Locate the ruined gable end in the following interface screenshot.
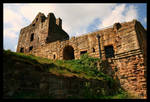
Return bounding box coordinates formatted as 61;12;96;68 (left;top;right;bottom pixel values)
16;12;69;53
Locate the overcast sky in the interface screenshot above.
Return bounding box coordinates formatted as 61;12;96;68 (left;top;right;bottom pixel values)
3;3;147;52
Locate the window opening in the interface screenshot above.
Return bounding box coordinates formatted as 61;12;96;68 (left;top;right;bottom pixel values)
29;46;33;52
32;24;35;26
92;48;95;52
36;18;38;22
53;54;56;59
80;51;87;55
104;45;114;58
41;16;46;22
30;33;34;42
113;23;121;30
20;48;24;53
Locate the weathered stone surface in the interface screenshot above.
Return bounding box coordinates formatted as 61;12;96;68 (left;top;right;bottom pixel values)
16;12;147;98
113;54;147;98
16;12;69;53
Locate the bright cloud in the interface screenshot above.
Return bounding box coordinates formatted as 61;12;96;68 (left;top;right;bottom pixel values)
16;3;117;36
100;4;126;28
4;7;24;31
4;5;26;44
4;29;17;38
3;3;146;52
124;5;138;21
99;4;138;29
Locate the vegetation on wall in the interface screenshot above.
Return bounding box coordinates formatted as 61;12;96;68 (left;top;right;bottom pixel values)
3;50;135;99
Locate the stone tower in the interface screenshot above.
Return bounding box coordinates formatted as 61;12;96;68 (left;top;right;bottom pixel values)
16;12;69;53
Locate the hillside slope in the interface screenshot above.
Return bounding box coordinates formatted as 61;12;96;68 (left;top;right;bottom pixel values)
3;50;130;99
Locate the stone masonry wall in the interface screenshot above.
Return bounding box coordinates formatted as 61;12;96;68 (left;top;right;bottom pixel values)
16;13;49;52
17;12;69;53
26;20;146;98
111;53;146;98
16;12;147;99
28;20;141;61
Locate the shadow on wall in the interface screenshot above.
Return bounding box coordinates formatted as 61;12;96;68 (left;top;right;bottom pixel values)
99;60;115;76
99;59;121;89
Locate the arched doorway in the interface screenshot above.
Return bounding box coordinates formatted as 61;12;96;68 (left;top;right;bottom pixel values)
63;46;75;60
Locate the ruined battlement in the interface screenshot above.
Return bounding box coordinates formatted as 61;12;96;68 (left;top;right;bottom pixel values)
17;12;69;53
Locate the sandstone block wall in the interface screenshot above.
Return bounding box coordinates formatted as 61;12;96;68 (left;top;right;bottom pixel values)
26;19;146;98
113;54;146;98
27;20;143;61
16;12;69;53
16;12;147;98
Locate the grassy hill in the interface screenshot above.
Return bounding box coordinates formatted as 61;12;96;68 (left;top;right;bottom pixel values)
3;50;134;99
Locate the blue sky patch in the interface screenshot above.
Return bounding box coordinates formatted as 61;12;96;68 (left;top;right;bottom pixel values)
86;18;101;33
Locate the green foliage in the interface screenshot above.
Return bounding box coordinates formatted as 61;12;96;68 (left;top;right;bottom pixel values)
3;50;52;64
54;53;107;79
3;50;133;99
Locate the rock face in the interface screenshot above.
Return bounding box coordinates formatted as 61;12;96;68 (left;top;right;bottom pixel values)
16;12;147;98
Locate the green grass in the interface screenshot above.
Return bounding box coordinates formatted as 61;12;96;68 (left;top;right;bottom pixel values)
4;50;111;80
53;54;111;80
3;49;52;64
3;49;134;99
3;50;116;87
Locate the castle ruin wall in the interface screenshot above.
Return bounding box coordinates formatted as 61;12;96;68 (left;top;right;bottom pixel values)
16;12;147;98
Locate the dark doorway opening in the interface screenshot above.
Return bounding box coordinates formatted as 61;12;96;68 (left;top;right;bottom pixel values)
104;45;115;58
63;46;74;60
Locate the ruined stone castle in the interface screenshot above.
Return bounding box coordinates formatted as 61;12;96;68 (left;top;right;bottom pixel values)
16;12;147;98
